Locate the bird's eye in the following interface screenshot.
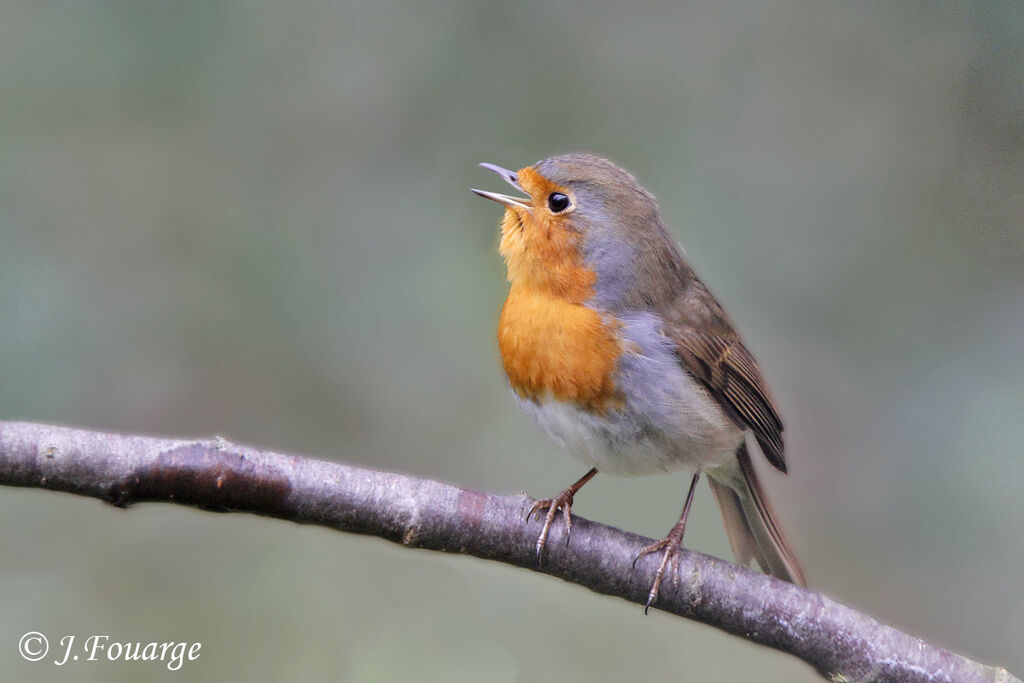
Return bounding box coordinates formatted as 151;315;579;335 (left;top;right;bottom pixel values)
547;193;570;213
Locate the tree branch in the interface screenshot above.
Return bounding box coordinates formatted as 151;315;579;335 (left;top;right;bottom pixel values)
0;421;1016;683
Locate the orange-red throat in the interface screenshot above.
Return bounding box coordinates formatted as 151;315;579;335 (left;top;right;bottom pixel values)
496;167;593;302
474;163;621;409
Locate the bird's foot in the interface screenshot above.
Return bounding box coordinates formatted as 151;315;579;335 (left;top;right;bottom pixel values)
632;470;701;613
632;525;687;614
525;468;598;566
526;487;577;564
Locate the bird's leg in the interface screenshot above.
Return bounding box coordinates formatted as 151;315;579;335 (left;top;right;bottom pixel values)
633;470;702;613
527;467;598;563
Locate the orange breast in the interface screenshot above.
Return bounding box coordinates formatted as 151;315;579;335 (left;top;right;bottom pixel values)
498;286;621;409
494;165;622;409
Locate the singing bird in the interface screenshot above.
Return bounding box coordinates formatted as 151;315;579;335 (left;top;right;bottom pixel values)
473;154;805;609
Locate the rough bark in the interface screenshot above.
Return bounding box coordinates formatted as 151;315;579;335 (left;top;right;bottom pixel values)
0;421;1017;683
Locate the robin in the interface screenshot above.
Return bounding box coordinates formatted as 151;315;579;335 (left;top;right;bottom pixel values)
472;154;806;610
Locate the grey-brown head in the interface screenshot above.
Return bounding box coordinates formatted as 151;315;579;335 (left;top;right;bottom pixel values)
473;154;690;310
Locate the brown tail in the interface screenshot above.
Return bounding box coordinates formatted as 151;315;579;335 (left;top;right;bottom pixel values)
707;442;806;586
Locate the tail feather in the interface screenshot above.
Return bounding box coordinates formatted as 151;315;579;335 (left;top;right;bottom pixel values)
708;442;806;586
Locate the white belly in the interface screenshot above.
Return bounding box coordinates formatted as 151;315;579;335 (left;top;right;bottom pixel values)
516;312;744;476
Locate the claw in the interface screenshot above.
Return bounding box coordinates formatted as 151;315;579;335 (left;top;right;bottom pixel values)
633;537;677;613
529;493;573;564
525;501;541;524
525;468;598;567
563;503;574;546
633;471;702;614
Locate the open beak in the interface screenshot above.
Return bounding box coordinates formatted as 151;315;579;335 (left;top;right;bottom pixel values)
471;163;532;210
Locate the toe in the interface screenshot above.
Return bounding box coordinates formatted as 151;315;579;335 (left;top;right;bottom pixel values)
526;499;548;524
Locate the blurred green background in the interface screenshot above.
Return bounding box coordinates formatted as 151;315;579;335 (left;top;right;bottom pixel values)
2;2;1022;681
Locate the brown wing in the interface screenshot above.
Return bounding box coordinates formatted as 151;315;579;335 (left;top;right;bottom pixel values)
618;219;786;471
671;327;786;471
658;273;786;471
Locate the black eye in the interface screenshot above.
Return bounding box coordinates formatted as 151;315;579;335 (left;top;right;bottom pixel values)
547;192;570;213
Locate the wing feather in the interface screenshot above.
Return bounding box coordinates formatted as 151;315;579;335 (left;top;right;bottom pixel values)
671;326;786;472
